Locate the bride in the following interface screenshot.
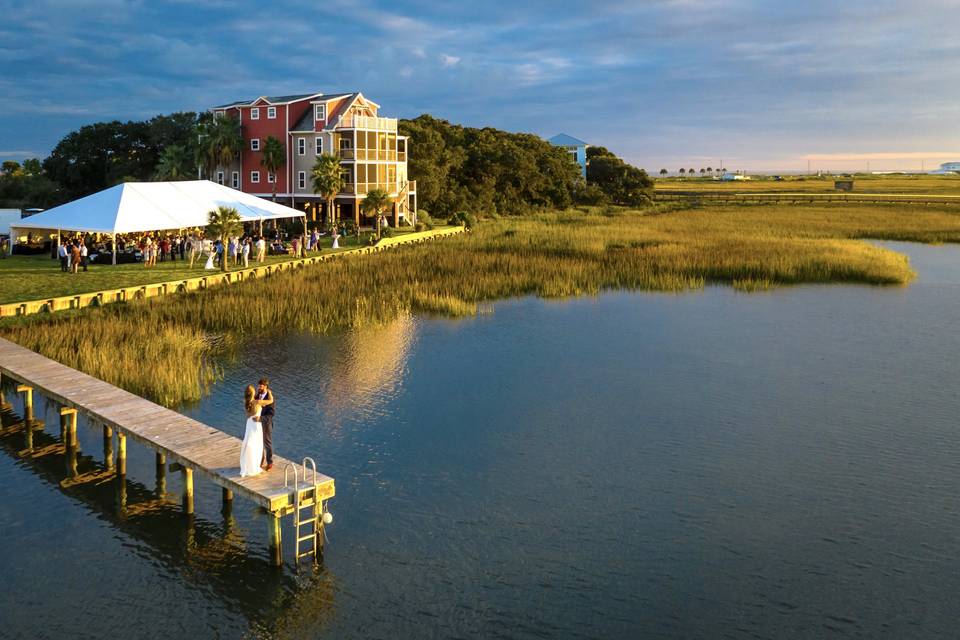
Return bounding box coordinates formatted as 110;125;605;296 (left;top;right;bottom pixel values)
240;385;265;477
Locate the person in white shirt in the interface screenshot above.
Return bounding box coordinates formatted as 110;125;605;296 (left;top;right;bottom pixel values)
79;241;89;271
58;242;69;272
241;237;250;268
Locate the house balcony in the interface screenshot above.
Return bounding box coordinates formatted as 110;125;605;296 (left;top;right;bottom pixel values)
332;114;398;132
339;149;408;162
338;180;416;196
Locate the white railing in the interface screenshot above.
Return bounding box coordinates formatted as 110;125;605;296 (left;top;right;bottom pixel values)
335;114;398;131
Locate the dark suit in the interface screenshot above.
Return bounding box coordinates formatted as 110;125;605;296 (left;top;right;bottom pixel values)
257;389;275;465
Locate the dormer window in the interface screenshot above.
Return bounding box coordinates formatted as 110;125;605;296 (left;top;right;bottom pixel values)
251;138;260;151
314;104;326;121
251;107;260;120
267;106;276;119
214;110;225;120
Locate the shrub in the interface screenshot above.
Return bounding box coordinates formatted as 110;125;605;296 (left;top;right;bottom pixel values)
449;211;476;229
417;210;435;230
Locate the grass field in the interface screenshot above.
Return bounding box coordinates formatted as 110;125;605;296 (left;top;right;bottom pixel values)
0;229;415;305
5;202;960;406
655;173;960;195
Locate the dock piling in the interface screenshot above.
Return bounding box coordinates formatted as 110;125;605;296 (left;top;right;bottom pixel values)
182;467;194;514
103;425;113;470
17;385;33;451
155;452;166;496
116;432;126;476
59;407;77;447
268;512;282;567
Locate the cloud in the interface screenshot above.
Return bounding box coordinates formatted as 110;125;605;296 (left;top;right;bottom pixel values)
440;54;461;67
2;0;960;171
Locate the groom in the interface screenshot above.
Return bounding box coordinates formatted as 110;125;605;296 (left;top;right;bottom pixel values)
256;378;275;470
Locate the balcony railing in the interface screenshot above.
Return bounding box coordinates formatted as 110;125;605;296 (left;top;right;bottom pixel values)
335;180;414;196
333;113;398;131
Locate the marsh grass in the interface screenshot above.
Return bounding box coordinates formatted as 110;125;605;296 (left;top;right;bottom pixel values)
5;202;960;406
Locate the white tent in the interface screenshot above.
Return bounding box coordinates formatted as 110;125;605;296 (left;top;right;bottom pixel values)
10;180;307;262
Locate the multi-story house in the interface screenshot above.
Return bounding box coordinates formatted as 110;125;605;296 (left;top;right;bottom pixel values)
209;92;416;227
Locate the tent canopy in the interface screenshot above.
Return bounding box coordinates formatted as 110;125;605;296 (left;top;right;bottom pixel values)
13;180;305;235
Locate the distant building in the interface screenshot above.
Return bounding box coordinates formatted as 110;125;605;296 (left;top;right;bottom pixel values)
721;172;750;181
548;133;588;178
931;162;960;175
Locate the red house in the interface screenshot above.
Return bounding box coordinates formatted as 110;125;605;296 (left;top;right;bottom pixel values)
210;92;416;226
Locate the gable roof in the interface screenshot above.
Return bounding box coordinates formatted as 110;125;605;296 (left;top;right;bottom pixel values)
549;133;588;147
212;93;324;110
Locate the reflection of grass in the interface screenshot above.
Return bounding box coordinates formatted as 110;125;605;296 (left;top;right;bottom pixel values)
5;203;960;406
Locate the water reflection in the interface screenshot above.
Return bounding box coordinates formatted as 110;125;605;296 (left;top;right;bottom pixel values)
0;398;337;637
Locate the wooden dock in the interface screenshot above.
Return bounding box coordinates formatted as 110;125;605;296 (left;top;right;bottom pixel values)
0;336;334;566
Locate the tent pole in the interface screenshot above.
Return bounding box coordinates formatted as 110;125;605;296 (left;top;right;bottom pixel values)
112;233;117;265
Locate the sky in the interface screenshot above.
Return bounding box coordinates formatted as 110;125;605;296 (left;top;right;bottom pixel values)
2;0;959;173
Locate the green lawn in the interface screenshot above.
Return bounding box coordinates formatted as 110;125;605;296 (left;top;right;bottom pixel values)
0;229;417;304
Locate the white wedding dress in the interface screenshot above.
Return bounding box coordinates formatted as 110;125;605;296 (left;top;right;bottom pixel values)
240;405;264;477
204;252;215;270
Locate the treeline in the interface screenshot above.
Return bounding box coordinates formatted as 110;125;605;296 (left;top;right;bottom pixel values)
399;115;652;217
2;111;652;216
0;112;202;208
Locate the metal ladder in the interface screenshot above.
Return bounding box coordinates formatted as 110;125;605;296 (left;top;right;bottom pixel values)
284;457;324;563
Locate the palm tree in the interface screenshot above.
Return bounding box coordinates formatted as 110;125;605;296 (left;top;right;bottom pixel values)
706;166;713;175
154;145;193;180
311;154;344;226
659;168;668;176
260;136;285;202
679;168;686;175
361;188;392;240
200;116;243;181
206;206;242;272
699;168;706;176
688;168;696;175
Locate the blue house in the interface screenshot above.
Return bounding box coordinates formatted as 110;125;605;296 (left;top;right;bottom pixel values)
548;133;588;179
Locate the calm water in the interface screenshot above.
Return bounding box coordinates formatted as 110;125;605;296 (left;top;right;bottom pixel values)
2;241;960;639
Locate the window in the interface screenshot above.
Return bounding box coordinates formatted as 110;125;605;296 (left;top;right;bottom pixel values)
267;106;276;119
251;107;260;120
251;138;260;151
216;171;224;185
315;137;323;155
251;171;260;184
214;110;224;120
298;171;306;189
267;172;275;184
314;104;326;121
298;138;305;155
340;137;352;150
232;171;239;188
